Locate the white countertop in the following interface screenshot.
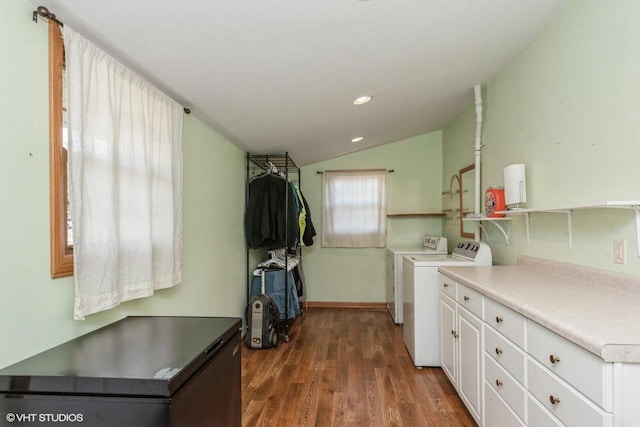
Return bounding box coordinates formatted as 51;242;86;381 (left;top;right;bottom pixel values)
438;256;640;363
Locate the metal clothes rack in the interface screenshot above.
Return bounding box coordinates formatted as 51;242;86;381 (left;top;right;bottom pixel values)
245;152;301;342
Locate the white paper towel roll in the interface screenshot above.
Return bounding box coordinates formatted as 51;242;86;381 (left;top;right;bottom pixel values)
504;164;527;206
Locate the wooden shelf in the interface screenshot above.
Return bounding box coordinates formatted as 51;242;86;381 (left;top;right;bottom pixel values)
386;213;445;218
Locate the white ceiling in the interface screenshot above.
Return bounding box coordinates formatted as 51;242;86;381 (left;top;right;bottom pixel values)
29;0;567;166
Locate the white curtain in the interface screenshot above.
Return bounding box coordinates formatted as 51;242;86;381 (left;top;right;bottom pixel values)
64;26;184;320
322;170;387;248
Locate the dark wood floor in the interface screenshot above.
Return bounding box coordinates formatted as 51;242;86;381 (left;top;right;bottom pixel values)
241;307;476;426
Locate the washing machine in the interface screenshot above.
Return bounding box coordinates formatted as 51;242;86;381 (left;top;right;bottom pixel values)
386;236;447;324
402;241;492;367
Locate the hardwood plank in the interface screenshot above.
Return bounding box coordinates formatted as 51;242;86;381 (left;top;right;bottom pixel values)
242;308;476;426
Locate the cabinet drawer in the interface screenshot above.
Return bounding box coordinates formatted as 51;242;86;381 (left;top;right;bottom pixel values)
485;354;526;420
484;325;526;384
457;282;483;318
528;357;611;427
527;320;612;410
527;395;563;427
484;298;526;349
439;274;457;299
484;380;525;427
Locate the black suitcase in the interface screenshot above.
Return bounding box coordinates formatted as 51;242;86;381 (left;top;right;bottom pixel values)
245;271;280;349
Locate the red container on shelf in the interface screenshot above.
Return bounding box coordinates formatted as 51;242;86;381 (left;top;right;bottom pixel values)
485;186;505;218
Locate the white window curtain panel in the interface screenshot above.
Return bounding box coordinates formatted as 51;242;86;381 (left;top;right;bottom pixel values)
322;170;387;248
64;26;184;320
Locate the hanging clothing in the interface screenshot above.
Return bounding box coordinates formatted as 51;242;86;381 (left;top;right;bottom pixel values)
290;181;307;244
300;191;316;246
250;269;301;320
245;173;300;249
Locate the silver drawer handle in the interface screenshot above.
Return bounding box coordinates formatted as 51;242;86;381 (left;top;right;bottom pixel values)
495;379;503;387
495;316;503;323
549;395;561;405
463;295;470;302
495;347;503;355
549;354;561;364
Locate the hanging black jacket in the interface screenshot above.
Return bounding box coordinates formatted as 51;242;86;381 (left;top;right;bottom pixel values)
300;192;316;246
245;174;300;250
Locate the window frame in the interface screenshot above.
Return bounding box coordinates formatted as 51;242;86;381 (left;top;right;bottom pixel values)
49;21;73;278
321;169;387;248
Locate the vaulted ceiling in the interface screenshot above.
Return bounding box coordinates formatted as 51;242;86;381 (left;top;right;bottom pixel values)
30;0;567;166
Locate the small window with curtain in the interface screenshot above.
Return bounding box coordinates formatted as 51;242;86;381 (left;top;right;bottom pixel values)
63;26;184;319
321;169;387;248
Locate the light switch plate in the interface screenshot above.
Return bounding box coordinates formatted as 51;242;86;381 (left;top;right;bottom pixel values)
614;240;627;265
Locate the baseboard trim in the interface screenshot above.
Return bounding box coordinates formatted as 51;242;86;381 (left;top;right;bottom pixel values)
304;301;387;310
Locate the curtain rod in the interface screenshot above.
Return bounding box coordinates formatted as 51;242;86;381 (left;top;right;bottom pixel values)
316;169;394;174
33;6;191;115
33;6;63;27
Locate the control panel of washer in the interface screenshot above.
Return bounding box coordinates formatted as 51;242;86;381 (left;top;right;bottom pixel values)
452;241;492;263
422;235;447;252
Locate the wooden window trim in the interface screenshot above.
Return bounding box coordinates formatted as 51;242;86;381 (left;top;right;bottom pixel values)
49;21;73;278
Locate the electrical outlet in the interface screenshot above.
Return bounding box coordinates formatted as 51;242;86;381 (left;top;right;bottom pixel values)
614;240;627;265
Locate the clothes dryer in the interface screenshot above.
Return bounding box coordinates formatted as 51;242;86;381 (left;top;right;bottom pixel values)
386;236;447;324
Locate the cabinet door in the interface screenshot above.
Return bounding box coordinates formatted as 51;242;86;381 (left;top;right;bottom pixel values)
440;294;457;385
458;306;482;424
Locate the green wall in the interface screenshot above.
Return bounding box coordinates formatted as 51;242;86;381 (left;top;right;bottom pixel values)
5;0;639;368
301;132;443;303
443;0;640;275
0;0;247;368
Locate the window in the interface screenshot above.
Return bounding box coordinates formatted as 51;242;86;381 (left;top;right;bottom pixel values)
49;21;73;278
321;169;387;248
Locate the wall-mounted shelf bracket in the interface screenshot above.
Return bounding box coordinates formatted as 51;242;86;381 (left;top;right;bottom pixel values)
463;217;512;247
556;210;573;249
633;205;640;258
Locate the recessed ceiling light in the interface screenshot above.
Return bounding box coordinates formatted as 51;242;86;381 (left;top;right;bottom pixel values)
351;136;365;143
353;95;372;105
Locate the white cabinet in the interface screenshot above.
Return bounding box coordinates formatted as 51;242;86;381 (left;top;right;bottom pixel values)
526;321;613;427
458;305;482;423
485;354;526;421
440;269;640;426
484;297;526;349
528;395;563;427
484;325;526;385
483;298;528;427
527;357;611;427
484;296;614;427
485;381;525;427
440;293;457;385
439;276;483;425
527;320;612;410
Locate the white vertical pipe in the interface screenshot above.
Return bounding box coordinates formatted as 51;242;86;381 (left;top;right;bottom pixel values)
473;84;483;241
